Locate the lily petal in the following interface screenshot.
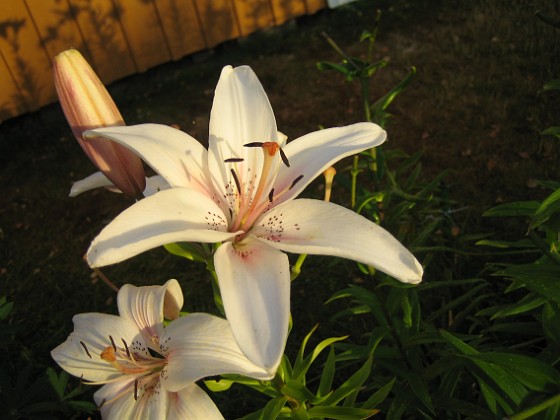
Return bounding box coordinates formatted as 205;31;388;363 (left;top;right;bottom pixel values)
162;313;274;393
167;384;224;420
87;188;239;267
273;123;386;206
214;240;289;371
253;199;423;284
85;124;213;196
117;279;183;346
208;65;278;203
95;378;168;420
94;379;136;420
69;171;116;197
51;313;149;383
144;175;170;196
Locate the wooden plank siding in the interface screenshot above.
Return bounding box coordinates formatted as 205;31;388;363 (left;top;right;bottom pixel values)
0;0;326;122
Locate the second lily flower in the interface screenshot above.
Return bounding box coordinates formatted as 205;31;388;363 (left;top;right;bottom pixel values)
83;65;423;373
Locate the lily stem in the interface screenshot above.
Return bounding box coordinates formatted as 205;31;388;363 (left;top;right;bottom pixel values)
290;254;308;281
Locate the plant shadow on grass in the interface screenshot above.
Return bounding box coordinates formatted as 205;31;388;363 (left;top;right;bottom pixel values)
0;0;559;418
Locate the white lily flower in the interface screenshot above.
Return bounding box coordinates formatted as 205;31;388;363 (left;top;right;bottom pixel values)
69;172;170;197
84;65;423;372
51;279;272;419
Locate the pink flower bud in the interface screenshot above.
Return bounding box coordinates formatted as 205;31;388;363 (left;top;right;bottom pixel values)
53;49;145;197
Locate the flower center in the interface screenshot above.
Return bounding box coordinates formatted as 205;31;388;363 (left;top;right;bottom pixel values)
225;141;303;235
81;335;167;408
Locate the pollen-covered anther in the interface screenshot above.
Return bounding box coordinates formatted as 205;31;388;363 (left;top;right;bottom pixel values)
101;346;117;363
244;141;290;167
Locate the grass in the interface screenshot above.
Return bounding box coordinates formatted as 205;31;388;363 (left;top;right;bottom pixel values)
0;0;559;418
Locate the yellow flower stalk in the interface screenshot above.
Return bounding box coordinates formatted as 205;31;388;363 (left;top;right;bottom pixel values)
53;48;145;197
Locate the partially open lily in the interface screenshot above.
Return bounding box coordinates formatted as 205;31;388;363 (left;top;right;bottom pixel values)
84;65;423;371
54;48;146;197
51;279;273;419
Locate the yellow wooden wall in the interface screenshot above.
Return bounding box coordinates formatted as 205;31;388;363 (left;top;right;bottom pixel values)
0;0;326;122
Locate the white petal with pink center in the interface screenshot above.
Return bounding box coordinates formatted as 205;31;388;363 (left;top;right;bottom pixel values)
51;280;271;419
84;65;423;374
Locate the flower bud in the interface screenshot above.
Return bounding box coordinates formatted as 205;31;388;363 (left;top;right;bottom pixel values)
53;48;145;197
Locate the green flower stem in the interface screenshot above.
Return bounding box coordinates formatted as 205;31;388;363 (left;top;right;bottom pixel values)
507;392;560;420
206;262;225;315
350;155;360;209
291;253;308;281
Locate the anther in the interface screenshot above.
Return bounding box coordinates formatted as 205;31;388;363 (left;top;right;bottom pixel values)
268;188;275;202
289;174;304;190
279;148;290;167
244;142;264;148
224;157;244;163
101;346;117;362
134;379;139;401
230;169;241;193
121;338;131;358
80;341;92;359
109;335;117;351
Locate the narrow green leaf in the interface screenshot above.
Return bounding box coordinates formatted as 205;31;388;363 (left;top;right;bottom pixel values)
282;380;316;403
483;201;540;217
261;396;288;419
490;294;547;319
541;126;560;138
541;79;560;91
542;302;560;344
320;357;373;406
307;406;379;419
440;330;527;407
317;347;336;397
531;188;560;228
361;377;396;409
465;352;560;392
497;263;560;304
293;335;347;382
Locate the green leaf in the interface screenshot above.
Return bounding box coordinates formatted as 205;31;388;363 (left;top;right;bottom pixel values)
541;126;560;138
483;201;540;217
542;302;560;344
291;405;310;420
317;347;336;397
260;397;288;419
541;79;560;91
489;294;547;319
307;406;379;419
163;242;207;262
46;368;67;400
361;377;396;409
316;61;351;75
497;262;560;304
440;330;527;408
476;239;535;249
370;66;416;113
282;381;316;403
292;335;347;383
320;357;373;406
531;188;560;228
464;352;560;392
203;378;234;392
0;297;13;320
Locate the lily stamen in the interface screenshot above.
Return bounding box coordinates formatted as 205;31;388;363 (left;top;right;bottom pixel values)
80;341;92;359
